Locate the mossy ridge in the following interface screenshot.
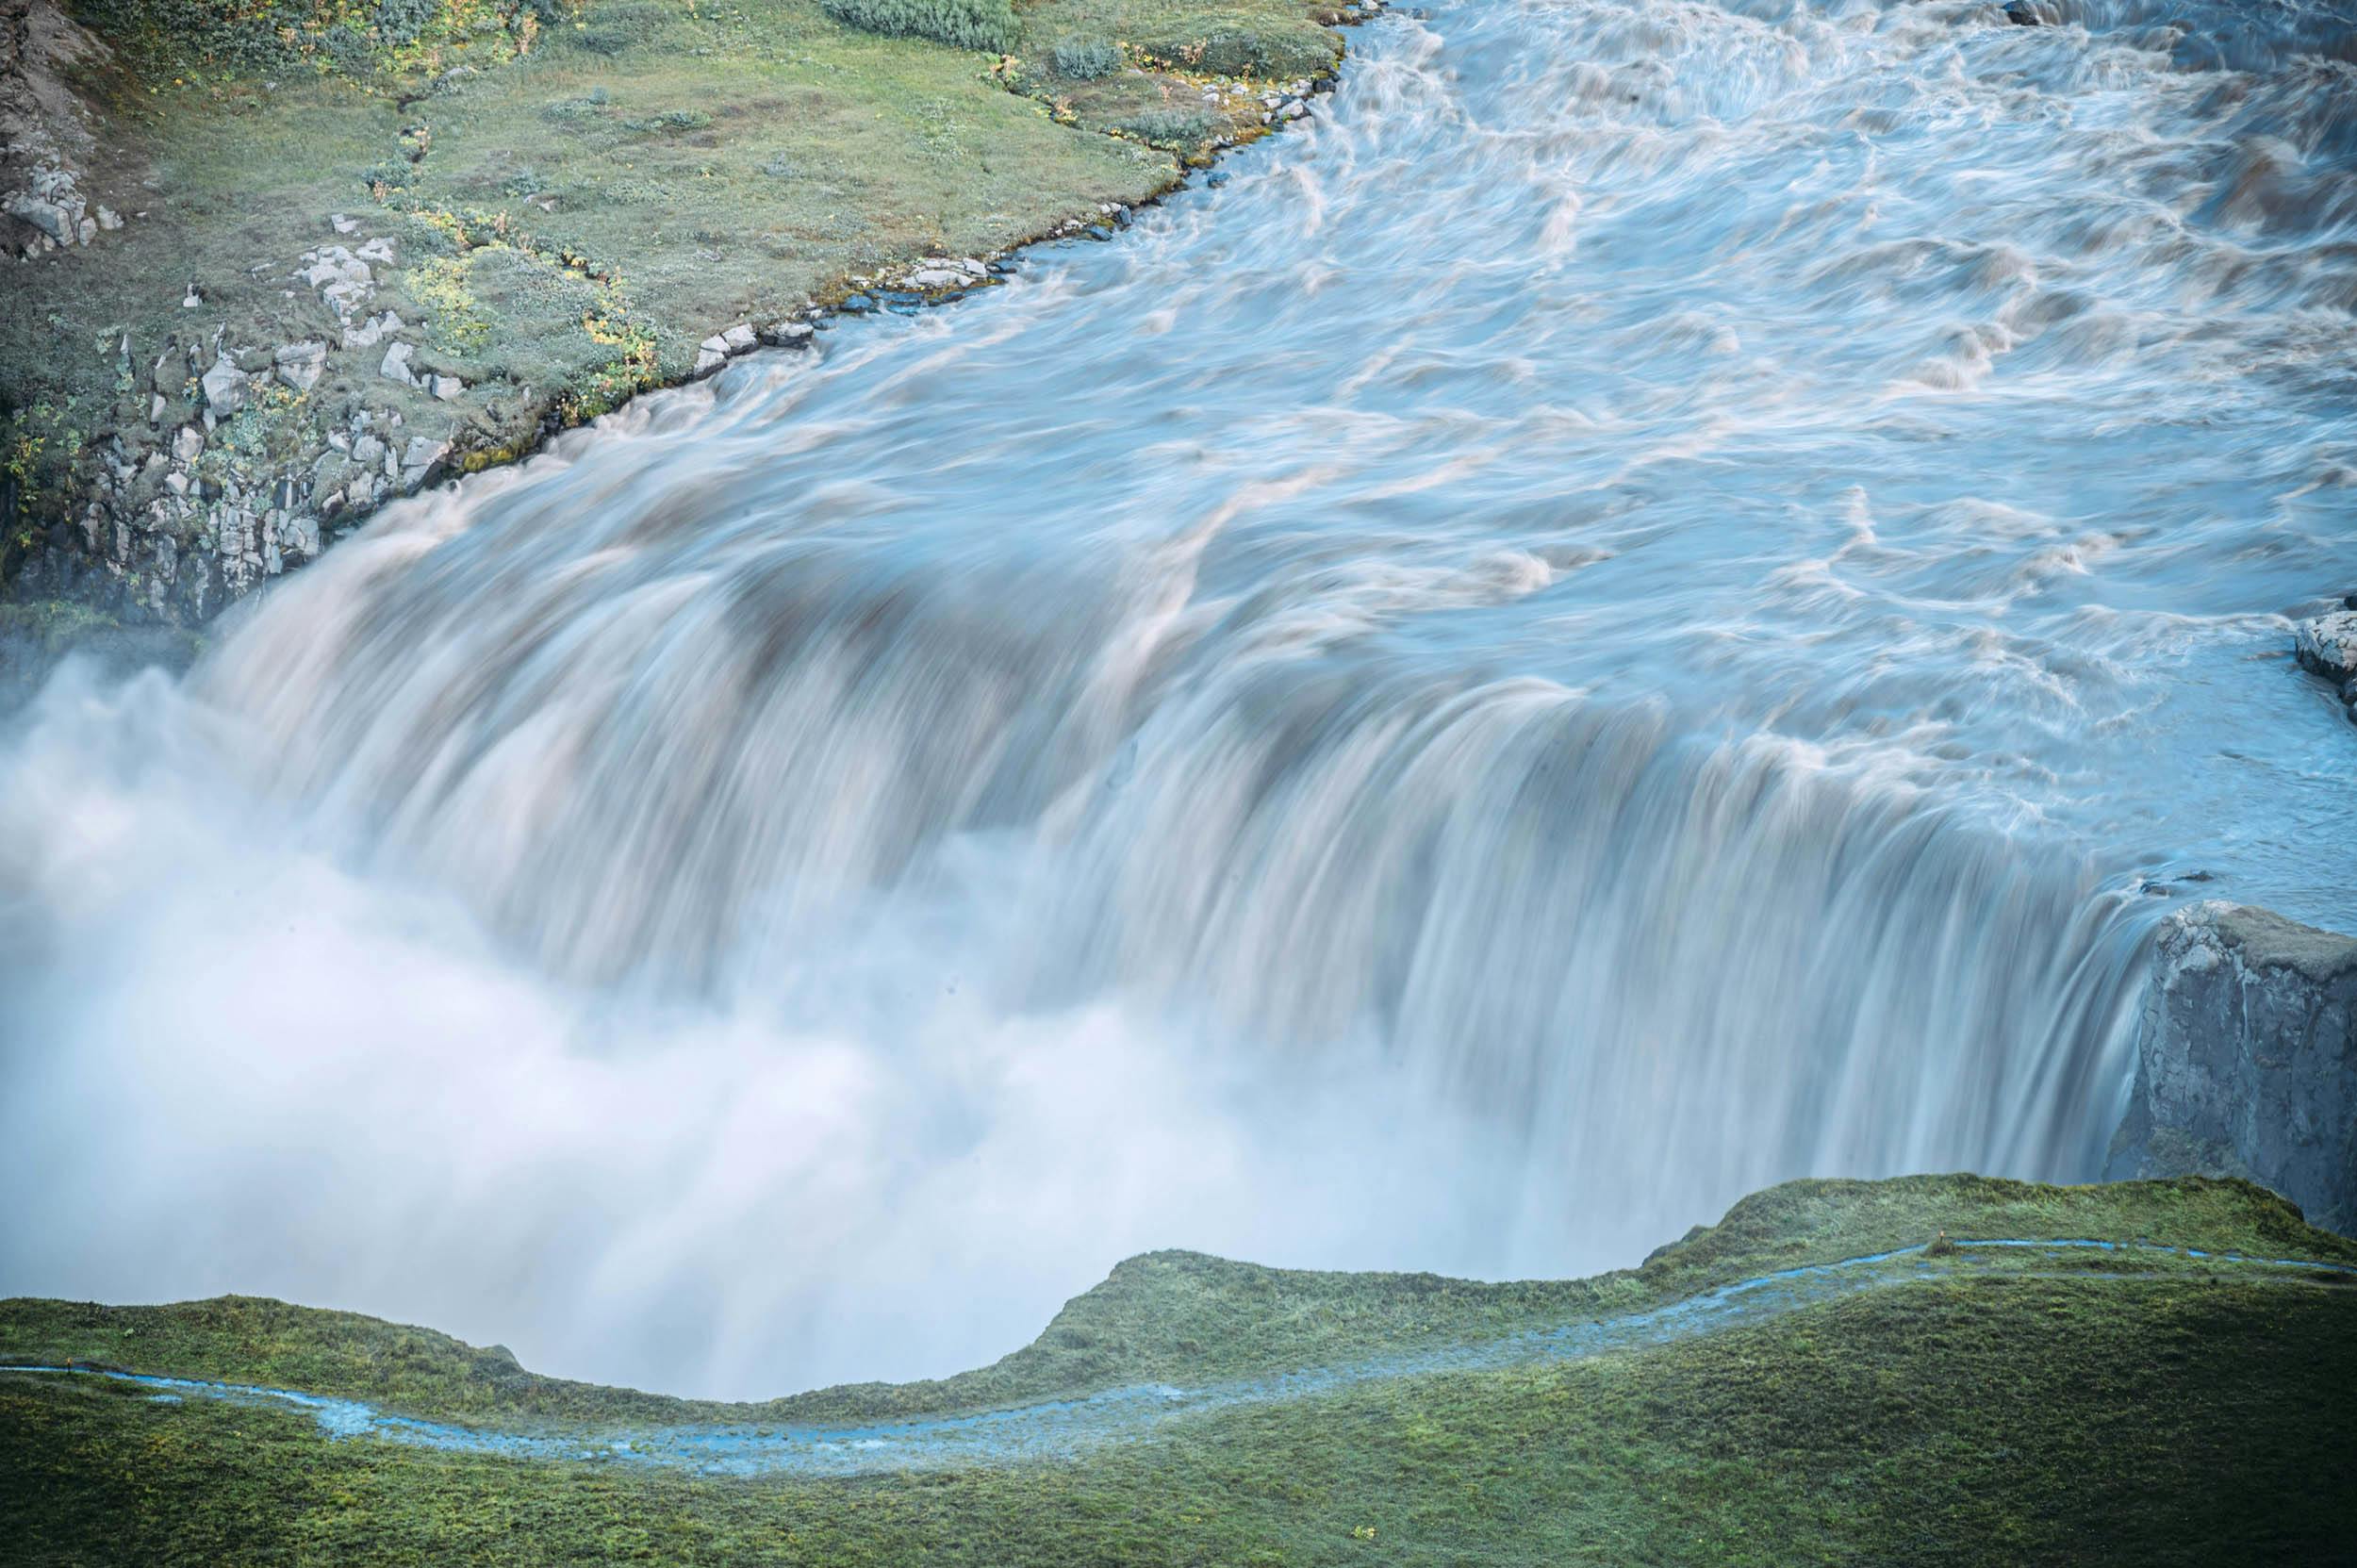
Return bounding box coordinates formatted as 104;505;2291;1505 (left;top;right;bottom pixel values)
5;1257;2354;1563
3;1174;2344;1438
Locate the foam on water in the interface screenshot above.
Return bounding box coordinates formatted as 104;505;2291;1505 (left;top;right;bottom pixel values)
2;0;2352;1397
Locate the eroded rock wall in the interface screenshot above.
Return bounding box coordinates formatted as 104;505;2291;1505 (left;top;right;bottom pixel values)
2108;901;2357;1235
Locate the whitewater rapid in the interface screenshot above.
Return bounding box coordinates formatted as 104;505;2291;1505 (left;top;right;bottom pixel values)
4;0;2353;1397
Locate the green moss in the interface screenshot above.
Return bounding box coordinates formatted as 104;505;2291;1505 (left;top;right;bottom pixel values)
3;1175;2353;1566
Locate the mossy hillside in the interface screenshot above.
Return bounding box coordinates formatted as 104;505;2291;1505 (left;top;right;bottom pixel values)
0;0;1343;625
4;1192;2354;1565
4;1175;2346;1437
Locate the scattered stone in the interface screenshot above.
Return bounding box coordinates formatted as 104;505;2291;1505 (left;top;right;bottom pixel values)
757;321;815;347
342;310;404;350
173;425;204;462
911;267;967;289
352;434;386;468
380;341;418;386
181;284;202;308
148;392;165;424
331;213;360;235
720;322;757;353
429;374;463;402
840;292;876;313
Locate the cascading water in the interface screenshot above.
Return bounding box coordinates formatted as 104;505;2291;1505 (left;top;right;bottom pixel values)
3;0;2352;1397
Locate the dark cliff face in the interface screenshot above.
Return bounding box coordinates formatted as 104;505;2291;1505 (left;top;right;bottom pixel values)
2108;901;2357;1235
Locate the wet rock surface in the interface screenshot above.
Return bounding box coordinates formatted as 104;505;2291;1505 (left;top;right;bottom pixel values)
2295;607;2357;723
2109;902;2357;1234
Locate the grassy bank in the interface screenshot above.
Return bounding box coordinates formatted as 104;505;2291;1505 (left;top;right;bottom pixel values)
0;0;1350;632
6;1175;2354;1564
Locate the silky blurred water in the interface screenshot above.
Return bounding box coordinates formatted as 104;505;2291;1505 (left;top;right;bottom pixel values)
3;0;2352;1397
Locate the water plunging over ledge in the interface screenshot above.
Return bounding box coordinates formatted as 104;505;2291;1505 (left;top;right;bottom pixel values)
3;0;2352;1397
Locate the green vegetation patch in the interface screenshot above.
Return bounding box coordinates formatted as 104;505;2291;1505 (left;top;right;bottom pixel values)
68;0;569;82
3;1176;2345;1435
3;1176;2354;1566
818;0;1020;53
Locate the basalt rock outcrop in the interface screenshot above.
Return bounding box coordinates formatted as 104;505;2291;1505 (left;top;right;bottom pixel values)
2108;901;2357;1234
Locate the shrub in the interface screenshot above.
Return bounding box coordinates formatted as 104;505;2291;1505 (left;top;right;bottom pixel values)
1050;35;1120;78
1136;27;1334;80
74;0;570;75
1117;105;1215;146
818;0;1019;53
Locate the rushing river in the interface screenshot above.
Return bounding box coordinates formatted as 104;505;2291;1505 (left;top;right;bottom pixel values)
4;0;2354;1397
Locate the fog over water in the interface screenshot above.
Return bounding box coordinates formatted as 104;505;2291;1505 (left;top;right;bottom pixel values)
4;0;2354;1397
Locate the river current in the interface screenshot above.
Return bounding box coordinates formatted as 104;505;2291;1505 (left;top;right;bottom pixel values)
4;0;2353;1397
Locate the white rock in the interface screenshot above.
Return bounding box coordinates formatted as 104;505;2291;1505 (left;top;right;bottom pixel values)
380;341;417;385
356;238;396;264
429;374;463;402
148;392;164;424
2295;610;2357;684
695;346;728;374
331;213;360;234
173;425;205;461
911;268;966;289
274;340;328;391
96;206;121;231
758;321;815;346
353;434;386;467
199;357;247;415
181;287;202;308
721;322;757;353
402;436;449;470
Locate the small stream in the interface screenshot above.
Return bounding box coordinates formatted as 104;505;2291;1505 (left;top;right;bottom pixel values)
8;1239;2352;1476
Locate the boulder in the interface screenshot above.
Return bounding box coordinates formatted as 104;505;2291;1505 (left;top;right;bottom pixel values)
198;357;247;415
2106;902;2357;1234
274;340;327;392
380;341;418;386
2295;610;2357;684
